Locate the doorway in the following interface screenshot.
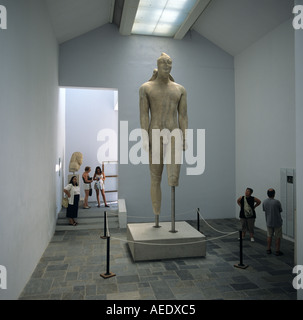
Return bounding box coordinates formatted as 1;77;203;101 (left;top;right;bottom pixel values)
280;168;296;240
62;87;119;205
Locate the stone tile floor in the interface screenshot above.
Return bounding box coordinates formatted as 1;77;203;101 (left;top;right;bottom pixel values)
19;218;297;300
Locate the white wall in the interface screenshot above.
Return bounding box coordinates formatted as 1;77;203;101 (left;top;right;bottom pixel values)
55;88;66;217
235;19;295;231
0;0;60;299
59;24;236;223
64;88;118;203
295;0;303;301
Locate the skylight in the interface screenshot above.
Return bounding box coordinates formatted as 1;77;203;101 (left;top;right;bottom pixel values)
131;0;198;37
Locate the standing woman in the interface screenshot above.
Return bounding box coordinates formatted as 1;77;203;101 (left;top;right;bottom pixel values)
64;176;80;226
93;166;109;207
82;166;93;209
237;187;261;242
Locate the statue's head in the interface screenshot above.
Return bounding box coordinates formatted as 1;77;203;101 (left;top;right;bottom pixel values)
157;52;172;69
149;53;174;82
69;152;83;172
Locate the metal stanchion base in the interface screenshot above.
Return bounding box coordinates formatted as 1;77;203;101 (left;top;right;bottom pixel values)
169;230;178;233
100;272;116;279
100;236;108;239
234;263;249;269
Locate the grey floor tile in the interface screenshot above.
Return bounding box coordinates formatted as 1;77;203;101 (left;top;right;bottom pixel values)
230;282;259;291
116;275;140;284
19;218;297;300
20;278;53;297
150;281;176;300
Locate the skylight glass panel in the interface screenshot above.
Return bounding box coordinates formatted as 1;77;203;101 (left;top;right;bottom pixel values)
131;0;198;37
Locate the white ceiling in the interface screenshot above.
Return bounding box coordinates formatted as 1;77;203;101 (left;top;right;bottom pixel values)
46;0;114;44
46;0;294;56
193;0;293;56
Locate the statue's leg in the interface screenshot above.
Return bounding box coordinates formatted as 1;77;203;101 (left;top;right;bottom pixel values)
167;139;181;232
167;164;181;186
149;143;164;227
150;172;162;213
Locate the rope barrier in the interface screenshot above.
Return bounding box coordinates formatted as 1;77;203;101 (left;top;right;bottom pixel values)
103;207;238;247
111;232;237;246
100;206;245;278
197;209;236;235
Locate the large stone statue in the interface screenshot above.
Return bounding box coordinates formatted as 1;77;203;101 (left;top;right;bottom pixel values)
69;152;83;173
139;53;188;228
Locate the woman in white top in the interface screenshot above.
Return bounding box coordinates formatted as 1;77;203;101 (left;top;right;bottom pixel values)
82;166;93;209
64;176;80;226
93;166;109;208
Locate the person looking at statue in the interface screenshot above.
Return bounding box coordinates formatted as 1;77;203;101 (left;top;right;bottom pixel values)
82;166;93;209
262;188;283;256
64;176;80;226
93;166;109;208
237;188;261;242
139;53;188;226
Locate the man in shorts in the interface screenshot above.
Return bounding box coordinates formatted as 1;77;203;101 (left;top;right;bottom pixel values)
262;188;283;256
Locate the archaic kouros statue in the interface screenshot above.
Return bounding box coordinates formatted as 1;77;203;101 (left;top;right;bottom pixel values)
139;53;188;228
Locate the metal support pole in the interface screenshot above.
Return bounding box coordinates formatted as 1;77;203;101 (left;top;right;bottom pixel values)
100;211;107;239
170;186;177;233
154;215;161;228
234;230;248;269
100;236;116;279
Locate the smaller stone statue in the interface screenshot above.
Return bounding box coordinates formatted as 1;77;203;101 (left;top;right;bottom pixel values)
69;152;83;173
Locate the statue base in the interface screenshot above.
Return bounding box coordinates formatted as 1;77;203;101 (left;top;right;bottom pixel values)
127;221;206;262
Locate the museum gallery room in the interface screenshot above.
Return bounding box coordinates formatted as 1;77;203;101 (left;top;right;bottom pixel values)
0;0;303;302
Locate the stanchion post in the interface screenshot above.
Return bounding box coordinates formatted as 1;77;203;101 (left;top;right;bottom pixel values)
100;236;116;279
234;230;248;269
100;211;107;239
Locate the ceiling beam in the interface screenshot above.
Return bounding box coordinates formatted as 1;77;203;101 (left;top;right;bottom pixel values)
119;0;140;36
174;0;212;40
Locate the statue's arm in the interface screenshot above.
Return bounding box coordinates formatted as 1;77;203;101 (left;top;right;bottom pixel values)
139;85;150;151
139;85;149;130
178;88;188;149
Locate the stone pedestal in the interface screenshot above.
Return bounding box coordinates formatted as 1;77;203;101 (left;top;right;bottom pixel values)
127;221;206;262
